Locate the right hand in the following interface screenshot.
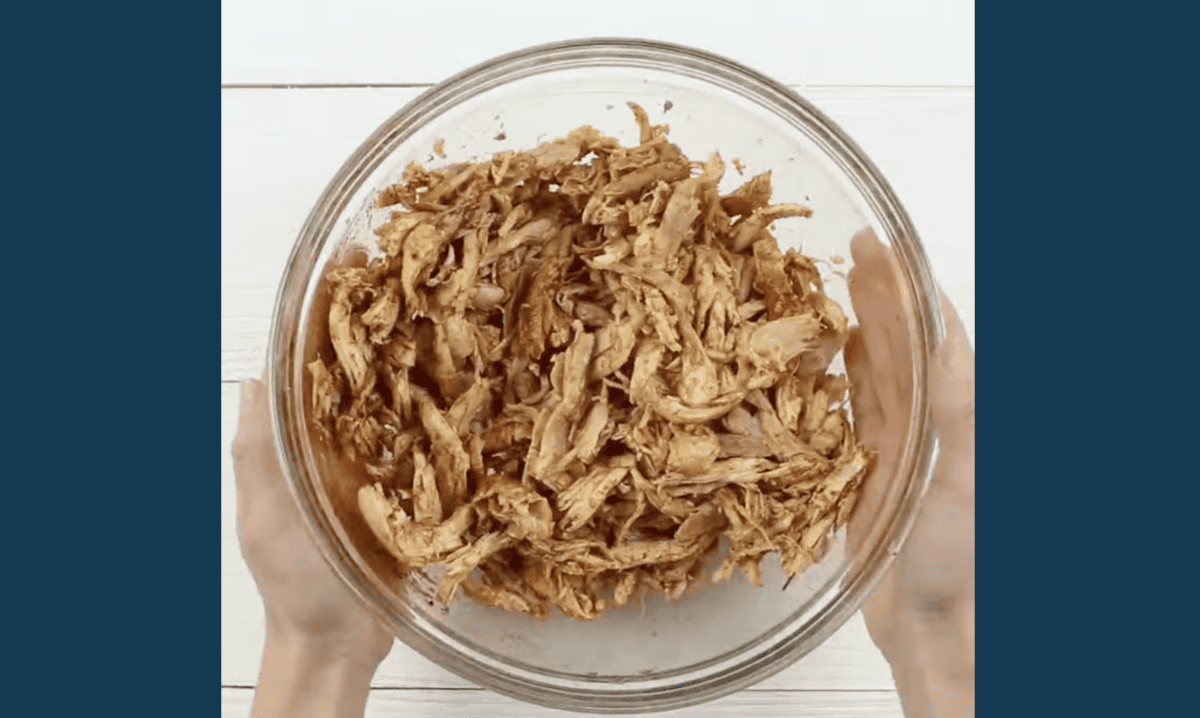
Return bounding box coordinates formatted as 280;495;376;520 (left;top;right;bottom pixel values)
845;230;975;717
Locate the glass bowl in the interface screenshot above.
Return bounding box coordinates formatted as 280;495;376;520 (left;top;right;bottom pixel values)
268;38;943;714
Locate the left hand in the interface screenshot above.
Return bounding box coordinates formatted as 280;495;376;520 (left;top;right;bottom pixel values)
233;374;394;667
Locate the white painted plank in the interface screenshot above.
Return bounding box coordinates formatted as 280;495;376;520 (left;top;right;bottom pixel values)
220;86;973;381
220;88;424;292
221;383;898;690
221;687;904;717
220;0;974;88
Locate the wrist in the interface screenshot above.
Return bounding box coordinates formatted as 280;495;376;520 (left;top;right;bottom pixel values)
879;599;975;718
264;611;391;672
251;620;382;718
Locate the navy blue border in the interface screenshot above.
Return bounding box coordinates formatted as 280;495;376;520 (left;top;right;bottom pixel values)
5;3;1196;715
6;6;219;712
979;6;1196;716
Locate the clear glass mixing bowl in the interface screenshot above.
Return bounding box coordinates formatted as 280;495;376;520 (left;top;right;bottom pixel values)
268;38;943;714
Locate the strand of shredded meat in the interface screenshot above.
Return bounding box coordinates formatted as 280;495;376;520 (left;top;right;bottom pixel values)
308;103;871;620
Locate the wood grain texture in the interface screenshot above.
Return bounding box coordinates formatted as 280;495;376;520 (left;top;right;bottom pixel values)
220;86;974;381
220;0;973;87
221;687;904;717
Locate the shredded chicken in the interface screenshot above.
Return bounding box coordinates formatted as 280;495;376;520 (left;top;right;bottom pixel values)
309;103;871;620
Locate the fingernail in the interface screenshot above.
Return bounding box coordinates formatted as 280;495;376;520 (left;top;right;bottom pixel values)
849;230;876;264
851;228;878;248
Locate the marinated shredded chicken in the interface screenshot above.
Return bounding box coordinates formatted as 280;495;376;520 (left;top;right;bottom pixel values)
308;104;870;620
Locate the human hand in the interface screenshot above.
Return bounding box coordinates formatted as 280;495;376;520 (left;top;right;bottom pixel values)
234;375;393;718
845;230;974;718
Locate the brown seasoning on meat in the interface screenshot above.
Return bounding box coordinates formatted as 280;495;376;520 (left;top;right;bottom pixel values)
309;103;871;620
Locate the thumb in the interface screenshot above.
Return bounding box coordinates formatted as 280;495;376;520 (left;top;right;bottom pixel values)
232;373;283;491
931;293;973;443
238;375;264;423
930;292;974;501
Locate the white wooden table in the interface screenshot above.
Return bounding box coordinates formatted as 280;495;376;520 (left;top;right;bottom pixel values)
221;3;974;715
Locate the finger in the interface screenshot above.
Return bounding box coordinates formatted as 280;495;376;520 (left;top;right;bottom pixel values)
847;326;888;553
234;372;270;447
235;372;305;563
850;232;913;403
932;292;973;444
238;376;258;424
232;373;287;497
846;265;898;415
845;327;885;444
848;230;913;425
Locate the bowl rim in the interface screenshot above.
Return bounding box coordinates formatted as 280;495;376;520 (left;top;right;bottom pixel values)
268;36;944;714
